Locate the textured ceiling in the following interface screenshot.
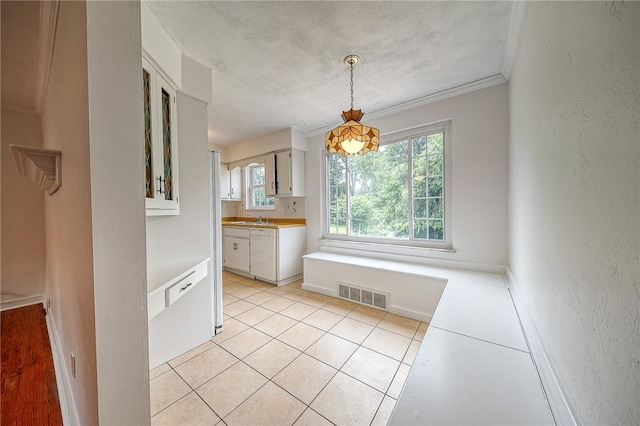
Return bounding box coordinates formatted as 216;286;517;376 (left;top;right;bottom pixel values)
1;1;40;109
146;1;513;146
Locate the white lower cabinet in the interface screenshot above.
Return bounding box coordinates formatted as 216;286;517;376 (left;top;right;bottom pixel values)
223;225;306;285
223;227;250;273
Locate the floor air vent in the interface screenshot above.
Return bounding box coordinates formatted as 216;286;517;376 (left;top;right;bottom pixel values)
338;282;389;311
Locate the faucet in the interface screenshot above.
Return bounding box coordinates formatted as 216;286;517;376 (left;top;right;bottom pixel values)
247;213;262;223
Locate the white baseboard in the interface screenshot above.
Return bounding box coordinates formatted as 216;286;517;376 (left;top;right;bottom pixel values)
389;305;432;323
301;282;337;297
506;268;581;426
1;294;44;311
45;304;79;426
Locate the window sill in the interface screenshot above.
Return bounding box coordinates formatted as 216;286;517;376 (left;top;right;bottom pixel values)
320;238;455;259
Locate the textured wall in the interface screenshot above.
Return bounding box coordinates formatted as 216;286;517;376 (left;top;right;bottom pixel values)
508;2;639;424
1;108;46;304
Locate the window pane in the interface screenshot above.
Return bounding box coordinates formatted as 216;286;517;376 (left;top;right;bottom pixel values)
428;219;444;240
427;132;443;156
413;198;427;218
428;197;443;219
414;218;427;239
348;141;409;238
412;136;426;155
428;176;442;197
427;154;443;176
413;176;427;198
249;163;274;208
412;155;427;180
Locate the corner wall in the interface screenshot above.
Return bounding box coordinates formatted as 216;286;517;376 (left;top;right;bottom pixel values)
508;2;639;424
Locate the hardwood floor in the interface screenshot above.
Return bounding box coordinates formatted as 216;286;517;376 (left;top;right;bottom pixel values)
1;304;63;425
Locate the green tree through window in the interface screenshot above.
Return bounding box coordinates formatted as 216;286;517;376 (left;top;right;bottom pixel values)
326;127;446;243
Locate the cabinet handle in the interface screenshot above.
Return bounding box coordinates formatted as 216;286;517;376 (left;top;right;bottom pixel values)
179;282;192;292
157;176;165;195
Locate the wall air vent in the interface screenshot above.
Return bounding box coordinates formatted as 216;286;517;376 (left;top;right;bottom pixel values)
338;282;388;311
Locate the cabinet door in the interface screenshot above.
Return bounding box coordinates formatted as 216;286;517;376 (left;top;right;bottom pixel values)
229;166;242;200
276;152;292;196
223;237;250;272
265;153;276;196
219;164;230;199
143;57;180;215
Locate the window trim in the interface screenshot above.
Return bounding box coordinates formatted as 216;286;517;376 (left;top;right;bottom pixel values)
322;120;452;250
246;163;275;211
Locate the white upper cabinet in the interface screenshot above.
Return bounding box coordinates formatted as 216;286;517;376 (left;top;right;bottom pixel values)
219;163;230;199
229;166;242;200
265;149;305;197
143;57;180;215
220;164;242;201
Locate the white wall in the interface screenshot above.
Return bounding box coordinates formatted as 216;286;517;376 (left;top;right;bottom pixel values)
1;107;46;308
40;2;98;422
141;0;181;87
146;92;213;368
306;83;510;269
85;1;150;424
508;2;639;424
222;127;307;163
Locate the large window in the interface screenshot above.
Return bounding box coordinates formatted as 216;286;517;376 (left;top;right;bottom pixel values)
247;163;275;209
326;123;450;247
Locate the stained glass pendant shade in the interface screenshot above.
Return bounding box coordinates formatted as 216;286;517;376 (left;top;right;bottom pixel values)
325;55;379;156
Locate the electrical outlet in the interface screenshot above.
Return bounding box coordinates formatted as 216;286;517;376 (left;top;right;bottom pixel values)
71;352;76;378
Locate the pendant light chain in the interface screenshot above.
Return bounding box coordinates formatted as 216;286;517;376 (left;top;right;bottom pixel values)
349;62;354;110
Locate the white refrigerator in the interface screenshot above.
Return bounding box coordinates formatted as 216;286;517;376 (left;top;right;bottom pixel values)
209;151;223;333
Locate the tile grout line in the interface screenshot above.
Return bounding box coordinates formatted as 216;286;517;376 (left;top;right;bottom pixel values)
152;275;424;425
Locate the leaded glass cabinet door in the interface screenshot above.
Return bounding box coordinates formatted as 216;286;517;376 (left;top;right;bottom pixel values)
142;56;179;215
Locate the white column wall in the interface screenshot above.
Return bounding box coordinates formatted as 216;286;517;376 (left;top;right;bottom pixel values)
86;1;150;424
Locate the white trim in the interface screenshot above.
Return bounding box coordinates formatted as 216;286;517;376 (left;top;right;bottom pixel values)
45;303;78;426
0;294;44;312
389;305;432;323
301;282;337;298
36;0;60;115
502;1;526;79
306;74;507;138
506;268;581;426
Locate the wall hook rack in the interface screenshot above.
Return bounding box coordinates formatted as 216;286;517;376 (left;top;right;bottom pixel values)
10;144;62;195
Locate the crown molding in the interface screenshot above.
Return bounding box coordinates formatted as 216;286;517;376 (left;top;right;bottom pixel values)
306;74;507;138
502;1;527;79
10;145;62;195
35;0;60;115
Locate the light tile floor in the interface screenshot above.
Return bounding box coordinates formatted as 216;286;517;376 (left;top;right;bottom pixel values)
150;271;429;425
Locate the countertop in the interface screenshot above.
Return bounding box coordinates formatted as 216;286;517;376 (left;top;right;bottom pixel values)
222;217;306;229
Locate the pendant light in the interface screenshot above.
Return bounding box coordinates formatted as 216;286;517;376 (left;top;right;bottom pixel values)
325;55;379;156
